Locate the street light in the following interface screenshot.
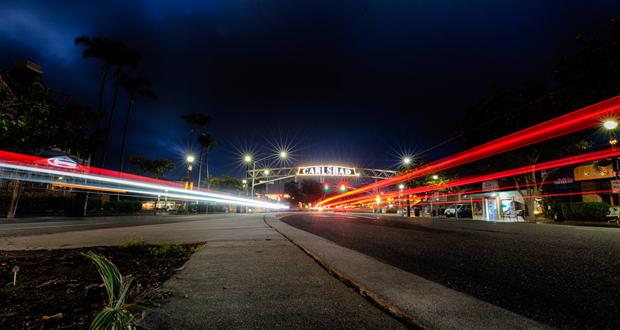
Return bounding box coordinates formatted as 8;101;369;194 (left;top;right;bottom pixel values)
604;120;619;146
246;151;289;197
403;157;412;166
604;120;619;205
432;174;439;180
398;184;405;216
186;154;195;176
603;120;618;130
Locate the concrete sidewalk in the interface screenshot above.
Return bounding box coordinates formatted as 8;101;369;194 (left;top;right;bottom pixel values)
144;215;406;329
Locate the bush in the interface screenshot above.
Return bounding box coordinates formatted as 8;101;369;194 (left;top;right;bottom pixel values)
195;204;226;213
103;200;142;214
86;197;102;211
0;195;84;216
559;202;609;221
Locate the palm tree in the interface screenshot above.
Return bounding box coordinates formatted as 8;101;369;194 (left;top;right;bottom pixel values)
118;74;156;173
197;133;218;189
100;41;142;167
75;37;112;118
75;36;115;165
180;112;212;182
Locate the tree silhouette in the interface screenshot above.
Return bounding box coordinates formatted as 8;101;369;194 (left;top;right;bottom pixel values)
197;133;218;188
180;111;213;184
118;74;156;173
98;40;142;167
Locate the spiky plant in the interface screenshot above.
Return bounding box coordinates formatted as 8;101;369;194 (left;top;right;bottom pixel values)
83;251;138;330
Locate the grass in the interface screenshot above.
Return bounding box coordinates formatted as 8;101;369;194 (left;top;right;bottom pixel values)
119;239;202;256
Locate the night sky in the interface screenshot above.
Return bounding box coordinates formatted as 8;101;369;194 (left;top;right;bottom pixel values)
2;1;620;178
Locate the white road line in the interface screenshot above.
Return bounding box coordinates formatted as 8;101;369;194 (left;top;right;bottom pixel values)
0;223;109;230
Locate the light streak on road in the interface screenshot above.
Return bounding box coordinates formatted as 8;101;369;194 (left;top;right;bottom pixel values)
318;95;620;206
327;148;620;207
0;150;288;210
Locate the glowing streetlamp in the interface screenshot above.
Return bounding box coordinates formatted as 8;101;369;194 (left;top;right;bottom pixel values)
432;174;439;180
603;120;618;130
604;120;619;146
398;184;405;190
245;151;289;197
186;154;195;172
402;156;412;166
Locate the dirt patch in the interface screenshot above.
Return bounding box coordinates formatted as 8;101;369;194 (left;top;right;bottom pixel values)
0;243;204;329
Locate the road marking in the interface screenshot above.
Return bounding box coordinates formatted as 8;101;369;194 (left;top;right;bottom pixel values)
0;223;109;230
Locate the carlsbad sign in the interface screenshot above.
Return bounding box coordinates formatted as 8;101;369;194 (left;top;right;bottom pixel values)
296;165;357;177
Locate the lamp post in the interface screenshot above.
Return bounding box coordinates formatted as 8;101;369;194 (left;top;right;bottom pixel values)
186;154;195;188
604;120;618;206
604;120;618;147
398;184;405;216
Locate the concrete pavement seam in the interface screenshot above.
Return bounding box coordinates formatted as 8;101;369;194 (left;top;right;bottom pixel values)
262;215;420;329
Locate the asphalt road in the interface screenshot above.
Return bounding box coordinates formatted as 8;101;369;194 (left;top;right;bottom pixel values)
281;213;620;329
0;213;241;237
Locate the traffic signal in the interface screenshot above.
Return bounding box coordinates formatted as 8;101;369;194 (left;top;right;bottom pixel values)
324;184;329;191
340;184;346;192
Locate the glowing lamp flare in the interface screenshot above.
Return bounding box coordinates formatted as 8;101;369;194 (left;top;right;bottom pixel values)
604;120;618;130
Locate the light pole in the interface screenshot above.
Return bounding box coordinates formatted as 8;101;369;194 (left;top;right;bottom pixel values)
604;119;618;206
186;154;195;187
398;184;405;216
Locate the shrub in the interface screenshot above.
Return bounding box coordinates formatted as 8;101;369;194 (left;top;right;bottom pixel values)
559;202;609;221
103;200;142;214
86;197;103;211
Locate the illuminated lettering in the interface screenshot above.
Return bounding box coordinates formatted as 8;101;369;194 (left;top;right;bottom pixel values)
296;166;357;177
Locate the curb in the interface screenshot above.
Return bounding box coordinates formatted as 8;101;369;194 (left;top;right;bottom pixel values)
265;214;551;330
264;215;419;328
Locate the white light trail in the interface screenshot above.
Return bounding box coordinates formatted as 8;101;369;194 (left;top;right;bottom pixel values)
0;162;288;210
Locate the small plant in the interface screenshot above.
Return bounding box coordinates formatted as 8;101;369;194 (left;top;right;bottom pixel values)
148;242;185;256
118;239;146;250
83;251;140;330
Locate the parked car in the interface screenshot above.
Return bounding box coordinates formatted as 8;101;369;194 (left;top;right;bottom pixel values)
607;206;620;223
444;204;472;218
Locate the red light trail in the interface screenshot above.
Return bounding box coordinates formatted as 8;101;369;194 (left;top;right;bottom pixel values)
0;150;288;209
317;95;620;206
326;148;620;207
